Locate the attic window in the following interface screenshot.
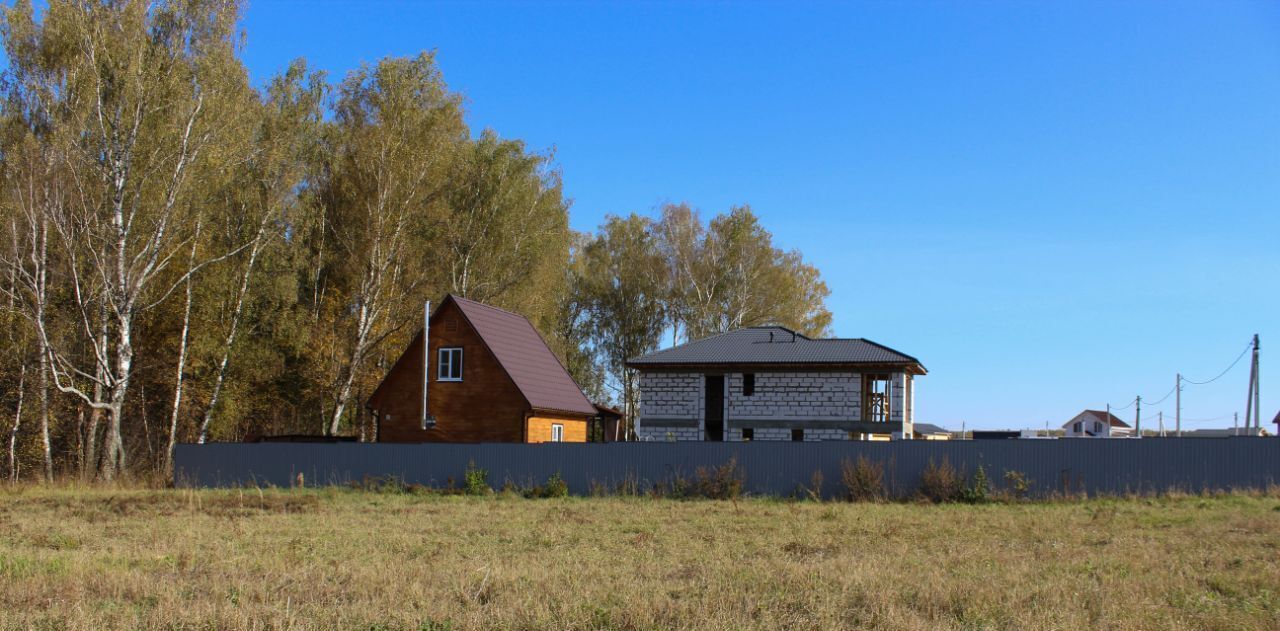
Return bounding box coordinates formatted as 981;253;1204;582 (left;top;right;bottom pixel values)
742;373;755;396
438;347;463;381
445;318;459;333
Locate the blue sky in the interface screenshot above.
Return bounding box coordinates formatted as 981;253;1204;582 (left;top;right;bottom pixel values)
150;2;1280;428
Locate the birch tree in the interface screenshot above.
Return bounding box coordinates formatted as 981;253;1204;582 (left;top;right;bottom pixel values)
313;54;464;435
578;215;668;435
3;0;255;480
194;61;323;445
440;130;570;320
656;203;832;340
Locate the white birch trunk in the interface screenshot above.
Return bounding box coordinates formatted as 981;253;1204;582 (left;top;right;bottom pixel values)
197;219;270;444
8;365;26;483
165;225;199;469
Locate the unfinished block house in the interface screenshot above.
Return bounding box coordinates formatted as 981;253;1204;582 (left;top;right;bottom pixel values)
627;327;926;441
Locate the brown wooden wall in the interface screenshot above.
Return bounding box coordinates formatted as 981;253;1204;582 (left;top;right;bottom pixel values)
369;300;530;443
525;414;589;443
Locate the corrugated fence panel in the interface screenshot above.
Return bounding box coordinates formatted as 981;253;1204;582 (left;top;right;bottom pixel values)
174;439;1280;498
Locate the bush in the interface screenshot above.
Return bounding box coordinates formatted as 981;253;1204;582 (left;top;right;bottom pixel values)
524;472;569;499
841;456;886;502
693;457;744;500
650;458;744;500
463;461;490;496
918;457;962;503
959;464;990;504
1003;469;1033;500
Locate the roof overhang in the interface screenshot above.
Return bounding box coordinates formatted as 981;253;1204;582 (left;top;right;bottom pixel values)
626;361;927;375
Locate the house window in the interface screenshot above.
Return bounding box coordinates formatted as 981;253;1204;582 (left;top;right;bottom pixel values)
1094;421;1103;434
791;428;804;442
551;424;564;442
862;374;891;423
742;428;754;441
438;347;463;381
743;373;755;396
1073;421;1082;434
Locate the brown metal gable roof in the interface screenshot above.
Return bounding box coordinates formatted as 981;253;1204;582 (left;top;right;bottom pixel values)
449;295;596;416
1081;410;1131;429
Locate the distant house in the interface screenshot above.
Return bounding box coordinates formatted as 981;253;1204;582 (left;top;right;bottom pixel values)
1062;410;1131;438
626;326;926;441
365;295;597;443
913;423;952;440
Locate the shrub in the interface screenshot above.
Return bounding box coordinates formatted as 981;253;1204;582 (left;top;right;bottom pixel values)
841;456;886;502
524;472;569;499
463;461;491;496
918;457;962;503
693;457;744;500
1003;469;1033;500
650;458;744;500
804;469;825;502
960;464;991;504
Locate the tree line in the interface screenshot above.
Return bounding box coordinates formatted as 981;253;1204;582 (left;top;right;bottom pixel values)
0;0;831;481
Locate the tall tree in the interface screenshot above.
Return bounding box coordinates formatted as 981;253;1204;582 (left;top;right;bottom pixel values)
578;215;668;435
440;130;570;322
193;60;324;446
1;0;256;479
310;54;465;436
656;203;832;341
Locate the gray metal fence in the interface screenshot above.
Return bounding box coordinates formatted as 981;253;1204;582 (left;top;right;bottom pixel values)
174;438;1280;499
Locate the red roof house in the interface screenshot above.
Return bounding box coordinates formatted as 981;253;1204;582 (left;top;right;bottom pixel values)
366;295;596;443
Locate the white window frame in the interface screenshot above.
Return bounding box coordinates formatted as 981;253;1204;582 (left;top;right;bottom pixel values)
437;347;463;381
551;423;564;442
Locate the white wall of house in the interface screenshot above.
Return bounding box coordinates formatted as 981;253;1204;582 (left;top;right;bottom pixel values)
1063;411;1124;437
635;372;704;441
726;372;858;421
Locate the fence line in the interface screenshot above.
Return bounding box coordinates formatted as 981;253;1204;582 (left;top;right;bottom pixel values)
175;438;1280;499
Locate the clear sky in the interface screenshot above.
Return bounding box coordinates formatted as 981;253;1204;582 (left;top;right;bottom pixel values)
225;1;1280;429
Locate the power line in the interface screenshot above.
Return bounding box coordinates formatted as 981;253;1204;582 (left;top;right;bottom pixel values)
1182;340;1253;385
1142;383;1177;406
1108;397;1136;411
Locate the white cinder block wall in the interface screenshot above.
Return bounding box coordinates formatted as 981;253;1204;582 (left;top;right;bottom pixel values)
726;372;859;421
635;372;704;441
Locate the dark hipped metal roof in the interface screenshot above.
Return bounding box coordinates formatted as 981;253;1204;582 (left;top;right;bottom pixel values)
451;296;597;416
627;326;925;373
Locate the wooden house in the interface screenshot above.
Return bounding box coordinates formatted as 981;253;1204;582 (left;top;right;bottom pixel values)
365;295;597;443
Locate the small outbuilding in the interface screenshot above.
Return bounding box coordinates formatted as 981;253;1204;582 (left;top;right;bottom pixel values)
366;295;597;443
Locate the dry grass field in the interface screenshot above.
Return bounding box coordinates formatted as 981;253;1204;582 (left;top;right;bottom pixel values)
1;487;1278;630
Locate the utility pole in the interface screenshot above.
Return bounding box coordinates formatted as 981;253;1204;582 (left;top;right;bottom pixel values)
1135;395;1141;438
1234;412;1239;437
1158;411;1164;437
1176;373;1182;437
1252;334;1260;431
1245;335;1259;432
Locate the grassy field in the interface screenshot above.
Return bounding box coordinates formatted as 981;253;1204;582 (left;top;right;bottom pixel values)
0;487;1278;630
